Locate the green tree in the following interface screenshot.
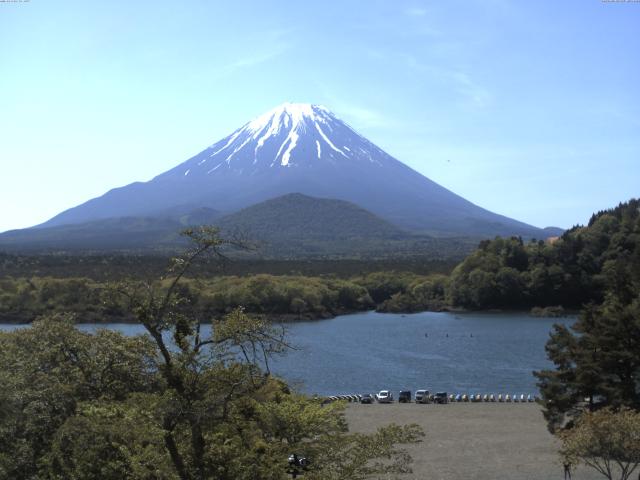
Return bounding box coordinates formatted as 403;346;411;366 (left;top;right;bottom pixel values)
0;315;157;479
560;408;640;480
535;295;640;432
45;399;176;480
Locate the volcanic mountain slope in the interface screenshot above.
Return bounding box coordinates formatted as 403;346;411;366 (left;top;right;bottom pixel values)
0;217;185;252
36;103;555;238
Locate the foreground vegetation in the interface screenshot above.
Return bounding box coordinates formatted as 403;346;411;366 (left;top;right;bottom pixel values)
560;408;640;480
528;201;640;479
0;229;423;480
533;200;639;425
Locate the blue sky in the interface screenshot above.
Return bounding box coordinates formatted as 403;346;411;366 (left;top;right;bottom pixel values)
1;0;638;232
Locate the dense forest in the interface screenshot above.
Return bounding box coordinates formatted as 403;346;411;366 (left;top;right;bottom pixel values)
1;199;638;324
447;199;640;309
378;199;639;313
532;200;640;434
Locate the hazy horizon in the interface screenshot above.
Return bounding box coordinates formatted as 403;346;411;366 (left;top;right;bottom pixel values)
1;0;638;233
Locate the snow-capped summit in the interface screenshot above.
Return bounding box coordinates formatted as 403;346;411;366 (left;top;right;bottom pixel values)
244;103;329;135
38;103;550;239
176;102;384;174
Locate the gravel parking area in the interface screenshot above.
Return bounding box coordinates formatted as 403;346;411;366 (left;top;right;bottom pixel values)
345;402;603;480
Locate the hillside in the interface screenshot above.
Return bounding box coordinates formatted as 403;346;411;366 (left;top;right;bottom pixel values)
216;193;477;258
0;194;478;259
0;217;185;252
219;193;403;239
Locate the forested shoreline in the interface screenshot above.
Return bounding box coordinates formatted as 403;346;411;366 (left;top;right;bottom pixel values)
0;273;441;324
1;199;638;324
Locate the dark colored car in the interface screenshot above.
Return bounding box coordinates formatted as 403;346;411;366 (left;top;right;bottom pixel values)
434;391;449;404
398;390;412;403
360;393;374;404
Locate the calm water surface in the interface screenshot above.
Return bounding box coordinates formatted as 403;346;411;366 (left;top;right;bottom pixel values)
1;311;574;396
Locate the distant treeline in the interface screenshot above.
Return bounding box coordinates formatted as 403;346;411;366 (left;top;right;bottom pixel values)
0;253;458;280
1;199;638;322
0;277;111;323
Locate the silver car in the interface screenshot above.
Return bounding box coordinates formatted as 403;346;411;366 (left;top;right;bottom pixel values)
376;390;394;403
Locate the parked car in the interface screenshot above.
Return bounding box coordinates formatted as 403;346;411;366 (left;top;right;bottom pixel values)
398;390;412;403
376;390;393;403
434;392;448;404
455;393;462;402
360;393;374;404
415;389;430;403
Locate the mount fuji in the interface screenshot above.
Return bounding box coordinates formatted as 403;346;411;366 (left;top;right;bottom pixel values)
6;103;560;252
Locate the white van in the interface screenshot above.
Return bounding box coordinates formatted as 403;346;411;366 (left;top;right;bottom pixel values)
415;389;430;403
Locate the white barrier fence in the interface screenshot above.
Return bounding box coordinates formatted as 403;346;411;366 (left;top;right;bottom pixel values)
322;393;540;403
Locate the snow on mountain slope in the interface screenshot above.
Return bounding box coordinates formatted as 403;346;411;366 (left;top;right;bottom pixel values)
166;103;386;178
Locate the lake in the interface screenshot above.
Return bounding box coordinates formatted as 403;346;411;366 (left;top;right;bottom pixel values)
0;311;573;397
